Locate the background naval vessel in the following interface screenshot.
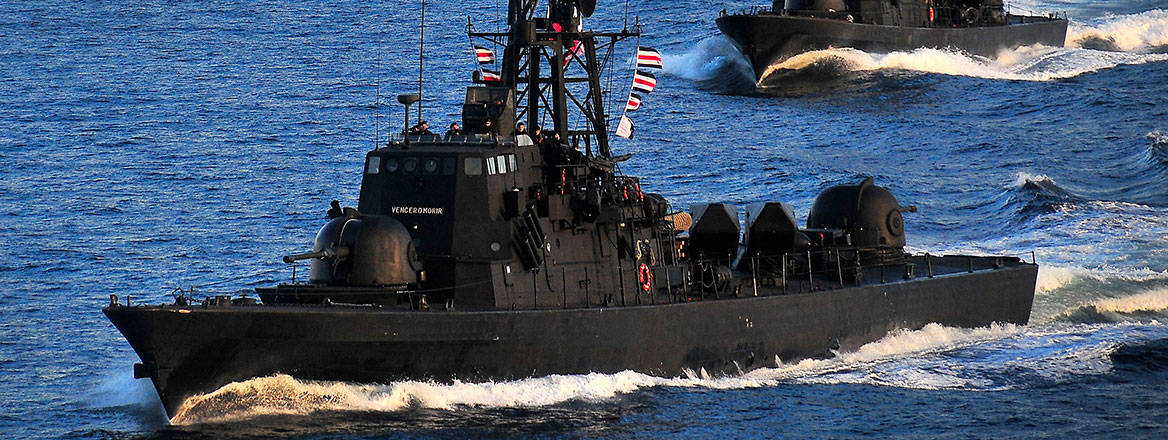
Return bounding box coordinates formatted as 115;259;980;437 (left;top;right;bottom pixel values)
103;0;1039;418
718;0;1069;80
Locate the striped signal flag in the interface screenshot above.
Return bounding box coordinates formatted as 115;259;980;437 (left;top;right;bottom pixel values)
636;47;663;69
474;46;495;64
480;69;501;82
615;115;634;139
625;93;642;111
631;70;656;94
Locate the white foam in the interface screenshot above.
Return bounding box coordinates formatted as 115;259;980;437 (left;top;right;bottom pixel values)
171;323;1023;424
762;44;1167;82
1014;171;1053;188
1068;9;1168;52
662;35;753;81
1036;265;1081;293
89;369;162;410
1088;288;1168;314
1149;130;1168;147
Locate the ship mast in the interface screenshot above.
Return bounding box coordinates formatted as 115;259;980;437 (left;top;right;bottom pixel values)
470;0;637;158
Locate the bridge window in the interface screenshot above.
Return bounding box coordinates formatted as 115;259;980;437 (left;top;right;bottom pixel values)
366;156;380;174
508;154;517;172
423;157;439;175
464;157;483;176
486;156;497;175
385;158;399;173
496;155;508;173
403;157;418;173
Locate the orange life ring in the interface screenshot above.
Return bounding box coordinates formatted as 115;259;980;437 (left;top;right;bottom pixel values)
637;263;652;291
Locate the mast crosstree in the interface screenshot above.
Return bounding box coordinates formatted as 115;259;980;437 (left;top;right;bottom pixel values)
468;0;637;157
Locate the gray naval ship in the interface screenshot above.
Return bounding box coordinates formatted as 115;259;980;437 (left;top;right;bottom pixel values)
718;0;1069;80
103;0;1039;418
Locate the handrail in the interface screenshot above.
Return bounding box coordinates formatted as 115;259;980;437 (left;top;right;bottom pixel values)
157;246;1035;310
380;133;512;147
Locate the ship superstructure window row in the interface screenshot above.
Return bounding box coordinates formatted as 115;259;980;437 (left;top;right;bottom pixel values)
485;154;518;176
367;156;458;176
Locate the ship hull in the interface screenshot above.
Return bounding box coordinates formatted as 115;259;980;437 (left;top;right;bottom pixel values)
105;263;1036;417
716;14;1068;80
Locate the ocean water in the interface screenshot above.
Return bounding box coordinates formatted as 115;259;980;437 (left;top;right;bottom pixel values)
2;0;1167;438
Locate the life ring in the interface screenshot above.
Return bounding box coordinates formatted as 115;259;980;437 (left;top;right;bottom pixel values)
637;263;652;292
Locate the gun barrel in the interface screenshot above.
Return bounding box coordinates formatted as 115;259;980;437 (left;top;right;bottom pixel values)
282;246;351;264
283;250;325;264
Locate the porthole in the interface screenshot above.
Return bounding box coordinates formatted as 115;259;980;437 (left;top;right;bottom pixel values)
403;157;418;173
385;158;399;173
424;158;438;174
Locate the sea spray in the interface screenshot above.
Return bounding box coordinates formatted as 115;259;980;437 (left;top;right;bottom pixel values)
171;323;1029;424
1068;9;1168;52
756;45;1167;82
1085;287;1168;315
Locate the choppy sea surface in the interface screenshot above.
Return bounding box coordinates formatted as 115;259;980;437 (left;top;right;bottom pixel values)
2;0;1168;438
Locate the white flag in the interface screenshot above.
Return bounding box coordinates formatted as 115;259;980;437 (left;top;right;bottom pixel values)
616;115;634;139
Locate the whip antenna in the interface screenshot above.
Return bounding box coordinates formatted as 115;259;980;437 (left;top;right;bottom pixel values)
417;0;426;121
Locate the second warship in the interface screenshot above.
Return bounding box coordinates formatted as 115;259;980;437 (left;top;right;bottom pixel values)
104;0;1038;418
718;0;1069;80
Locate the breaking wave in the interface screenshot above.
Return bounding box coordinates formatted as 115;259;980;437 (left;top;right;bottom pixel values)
1059;288;1168;323
170;321;1163;426
757;44;1168;83
1036;265;1082;293
1146;130;1168;165
993;172;1083;221
1067;9;1168;52
171;323;1026;425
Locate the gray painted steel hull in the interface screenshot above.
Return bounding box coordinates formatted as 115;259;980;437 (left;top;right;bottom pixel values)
716;14;1069;80
105;263;1036;417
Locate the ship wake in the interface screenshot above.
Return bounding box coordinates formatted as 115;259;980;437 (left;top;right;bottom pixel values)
755;43;1167;84
684;9;1168;84
166;321;1144;426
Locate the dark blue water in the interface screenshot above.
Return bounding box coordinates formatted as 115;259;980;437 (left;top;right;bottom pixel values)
2;0;1168;438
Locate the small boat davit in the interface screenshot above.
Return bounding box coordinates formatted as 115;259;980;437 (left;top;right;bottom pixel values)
717;0;1069;80
103;0;1039;418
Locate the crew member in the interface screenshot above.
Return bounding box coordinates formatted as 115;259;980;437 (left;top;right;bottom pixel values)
445;122;463;138
408;121;434;135
516;122;527;136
